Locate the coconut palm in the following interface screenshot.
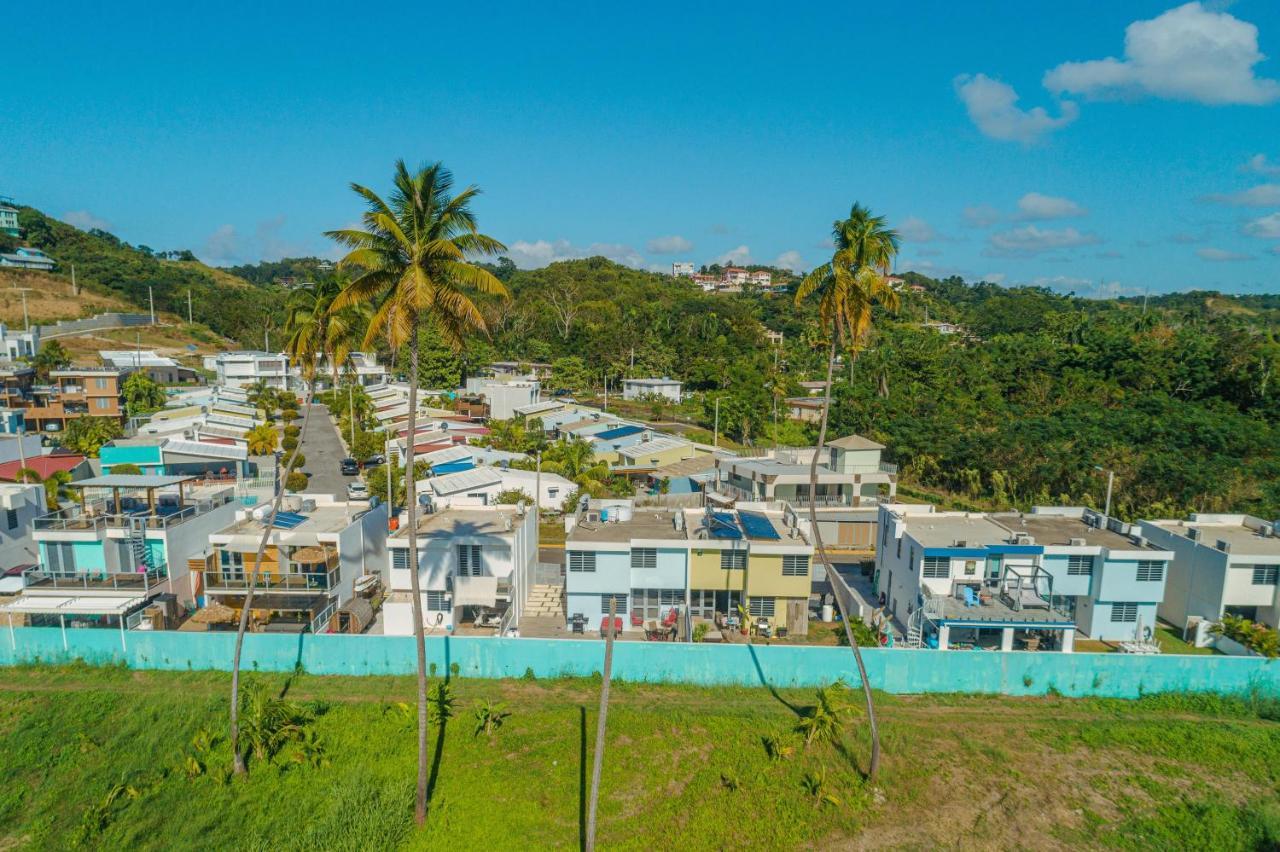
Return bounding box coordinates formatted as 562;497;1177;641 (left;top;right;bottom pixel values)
326;160;507;824
244;424;278;456
228;316;323;776
284;279;367;387
795;202;899;782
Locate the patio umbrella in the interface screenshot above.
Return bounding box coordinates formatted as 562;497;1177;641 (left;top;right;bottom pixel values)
290;546;330;564
189;601;239;624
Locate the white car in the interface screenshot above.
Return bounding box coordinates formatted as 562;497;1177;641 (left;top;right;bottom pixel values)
346;481;370;501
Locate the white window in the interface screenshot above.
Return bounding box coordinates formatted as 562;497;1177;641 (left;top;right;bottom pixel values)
782;555;809;577
568;550;596;573
748;597;776;617
1110;603;1138;623
95;377;108;390
95;397;111;410
720;550;747;571
391;549;417;570
630;548;657;570
1067;555;1093;576
457;544;482;577
425;591;448;611
922;556;949;579
1251;566;1279;586
1135;561;1164;582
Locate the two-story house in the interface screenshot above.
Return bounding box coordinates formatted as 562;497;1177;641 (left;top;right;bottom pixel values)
200;495;388;633
876;504;1175;651
712;434;897;507
383;504;537;634
1140;514;1280;631
208;351;297;390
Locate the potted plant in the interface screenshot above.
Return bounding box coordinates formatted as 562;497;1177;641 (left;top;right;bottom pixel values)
736;604;750;636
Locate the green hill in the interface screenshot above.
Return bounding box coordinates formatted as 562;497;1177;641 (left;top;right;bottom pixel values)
16;207;285;348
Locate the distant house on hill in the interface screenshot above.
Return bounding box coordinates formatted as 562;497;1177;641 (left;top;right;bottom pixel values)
0;201;19;237
0;247;54;272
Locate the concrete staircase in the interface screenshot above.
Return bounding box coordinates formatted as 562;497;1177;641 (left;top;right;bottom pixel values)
525;584;564;618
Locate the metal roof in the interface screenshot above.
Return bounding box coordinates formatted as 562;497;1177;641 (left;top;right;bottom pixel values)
422;445;472;465
72;474;198;489
593;425;644;441
827;434;886;451
514;400;565;416
621;436;689;458
428;467;504;495
0;595;147;615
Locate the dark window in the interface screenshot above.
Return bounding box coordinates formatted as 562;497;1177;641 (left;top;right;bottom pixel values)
922;556;949;579
4;508;16;530
748;597;776;617
896;536;902;558
425;591;447;611
568;551;596;573
631;548;657;570
457;544;482;576
600;593;627;616
720;549;747;571
1252;566;1279;586
1135;561;1164;582
782;555;809;577
1067;555;1093;576
1110;603;1138;623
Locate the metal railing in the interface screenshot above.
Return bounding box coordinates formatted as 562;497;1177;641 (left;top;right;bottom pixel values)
203;566;340;593
34;490;234;533
24;567;167;592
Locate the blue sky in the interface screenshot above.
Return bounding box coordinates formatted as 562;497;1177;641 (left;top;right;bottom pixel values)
5;1;1280;296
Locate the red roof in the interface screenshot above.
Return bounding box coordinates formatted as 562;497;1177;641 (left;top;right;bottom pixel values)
0;453;85;482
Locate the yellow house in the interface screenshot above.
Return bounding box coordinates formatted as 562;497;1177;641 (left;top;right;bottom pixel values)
616;436;696;470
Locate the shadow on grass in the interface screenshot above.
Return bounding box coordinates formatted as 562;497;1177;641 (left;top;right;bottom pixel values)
578;706;587;851
747;644;802;716
425;686;448;813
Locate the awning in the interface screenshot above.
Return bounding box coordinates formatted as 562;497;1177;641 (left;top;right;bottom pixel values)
0;595;146;616
453;575;499;607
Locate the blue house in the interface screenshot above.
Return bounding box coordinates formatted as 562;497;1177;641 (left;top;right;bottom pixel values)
876;505;1174;650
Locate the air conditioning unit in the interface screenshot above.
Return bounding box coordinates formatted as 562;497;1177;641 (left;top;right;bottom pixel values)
1216;539;1231;553
1014;533;1034;545
1187;528;1200;541
954;540;968;547
1069;537;1086;547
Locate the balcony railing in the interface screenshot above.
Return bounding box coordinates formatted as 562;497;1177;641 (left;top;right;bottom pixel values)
33;490;235;533
203;566;340;593
24;567;167;593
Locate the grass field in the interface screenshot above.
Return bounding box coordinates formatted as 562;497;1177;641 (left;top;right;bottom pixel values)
0;665;1277;850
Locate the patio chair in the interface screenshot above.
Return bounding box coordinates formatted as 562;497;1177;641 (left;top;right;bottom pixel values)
962;586;978;608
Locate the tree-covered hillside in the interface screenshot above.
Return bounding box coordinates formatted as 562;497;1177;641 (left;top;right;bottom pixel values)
16;207;287;348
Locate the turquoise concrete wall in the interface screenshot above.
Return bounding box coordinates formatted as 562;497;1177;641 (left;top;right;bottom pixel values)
1;627;1277;698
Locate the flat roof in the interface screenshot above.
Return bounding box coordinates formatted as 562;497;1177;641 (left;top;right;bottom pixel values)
223;504;365;537
569;510;686;543
995;513;1150;550
73;474;198;489
655;455;718;477
723;457;850;481
395;506;521;538
428;467;503;495
621;436;689;457
903;514;1013;548
0;595;146;615
1152;520;1280;556
623;377;681;386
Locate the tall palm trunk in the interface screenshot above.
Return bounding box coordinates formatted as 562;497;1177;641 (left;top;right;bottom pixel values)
404;325;430;825
807;337;880;781
230;384;314;775
585;596;617;851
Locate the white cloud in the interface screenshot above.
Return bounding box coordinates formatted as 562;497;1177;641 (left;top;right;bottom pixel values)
899;216;941;242
645;235;694;254
1197;247;1254;262
1016;192;1087;220
954;73;1078;143
63;210;114;232
983;272;1007;285
1243;212;1280;239
1202;184;1280;207
962;205;1002;228
985;225;1102;256
714;245;752;266
254;215;308;262
1242;154;1280;176
773;250;805;272
917;247;944;258
201;225;239;265
1043;2;1280;106
506;239;645;269
1026;276;1137;299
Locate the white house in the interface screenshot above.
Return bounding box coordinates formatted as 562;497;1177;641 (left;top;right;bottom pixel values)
384;504;537;633
1140;514;1280;632
0;323;39;361
0;483;44;567
622;377;682;403
671;262;695;277
207;351;297;390
462;377;540;420
421;466;575;511
0;247;55;271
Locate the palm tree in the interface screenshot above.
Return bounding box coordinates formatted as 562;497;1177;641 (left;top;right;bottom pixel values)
795;202;900;782
244;424;278;456
227;307;325;776
284;279;367;388
327;160;507;825
245;380;275;420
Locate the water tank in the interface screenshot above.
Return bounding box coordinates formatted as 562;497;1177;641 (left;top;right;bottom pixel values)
614;504;633;522
600;508;609;522
821;604;835;622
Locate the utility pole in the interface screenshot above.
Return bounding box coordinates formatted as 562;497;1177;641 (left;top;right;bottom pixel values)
264;328;269;352
135;330;141;368
535;449;542;521
187;289;193;324
148;286;155;324
1094;465;1115;521
713;396;720;448
348;382;356;452
16;423;27;471
385;434;393;512
18;289;29;331
71;264;79;295
1141;287;1149;315
602;373;608;411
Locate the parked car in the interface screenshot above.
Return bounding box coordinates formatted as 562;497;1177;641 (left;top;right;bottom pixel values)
340;457;359;476
347;481;370;501
361;454;385;468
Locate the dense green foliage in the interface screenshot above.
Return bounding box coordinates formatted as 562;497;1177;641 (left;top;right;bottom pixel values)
16;206;286;347
122;372;166;417
0;666;1277;849
61;416;123;457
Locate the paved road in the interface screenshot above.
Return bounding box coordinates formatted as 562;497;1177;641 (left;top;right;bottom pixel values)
297;403;354;499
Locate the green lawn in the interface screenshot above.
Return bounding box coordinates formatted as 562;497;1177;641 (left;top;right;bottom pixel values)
0;665;1277;850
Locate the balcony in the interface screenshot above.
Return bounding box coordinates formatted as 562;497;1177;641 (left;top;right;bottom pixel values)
203;566;340;594
33;489;235;534
24;567;167;594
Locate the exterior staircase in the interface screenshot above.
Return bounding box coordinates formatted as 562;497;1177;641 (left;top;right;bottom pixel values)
518;584;566;636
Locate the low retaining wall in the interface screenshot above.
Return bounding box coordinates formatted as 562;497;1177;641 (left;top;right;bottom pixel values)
2;627;1278;698
37;312;154;338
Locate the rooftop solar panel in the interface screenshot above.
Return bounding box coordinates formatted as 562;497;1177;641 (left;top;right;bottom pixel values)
594;425;643;441
737;511;781;540
272;511;308;529
708;511;742;539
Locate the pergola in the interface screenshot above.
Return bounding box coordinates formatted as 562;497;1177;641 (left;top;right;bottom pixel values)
2;594;146;652
70;474;199;516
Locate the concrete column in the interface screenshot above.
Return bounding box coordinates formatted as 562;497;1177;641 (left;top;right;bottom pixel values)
1001;627;1014;652
937;624;950;650
1061;629;1075;654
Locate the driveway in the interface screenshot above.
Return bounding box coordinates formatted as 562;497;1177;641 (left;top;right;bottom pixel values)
297;403;353;500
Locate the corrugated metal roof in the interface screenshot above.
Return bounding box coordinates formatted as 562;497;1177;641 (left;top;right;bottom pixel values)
428;467;503;495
